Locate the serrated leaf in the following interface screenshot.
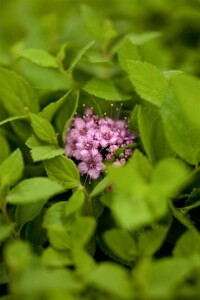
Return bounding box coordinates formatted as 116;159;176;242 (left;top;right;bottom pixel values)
170;73;200;130
30;145;65;162
65;189;85;217
161;88;200;165
128;61;168;106
69;40;94;71
19;48;58;68
30;113;57;145
6;177;65;204
39;91;71;121
43;155;80;189
83;78;130;101
0;149;24;190
0;67;39;115
88;262;134;298
26;135;65;162
118;37;141;71
103;229;137;263
138;105;174;163
0;115;28;126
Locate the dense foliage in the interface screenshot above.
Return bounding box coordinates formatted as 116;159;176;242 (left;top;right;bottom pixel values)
0;0;200;299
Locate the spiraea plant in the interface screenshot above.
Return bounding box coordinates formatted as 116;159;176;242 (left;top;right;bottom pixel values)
0;1;200;300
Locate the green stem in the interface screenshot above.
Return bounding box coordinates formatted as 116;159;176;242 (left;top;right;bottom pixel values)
82;186;93;216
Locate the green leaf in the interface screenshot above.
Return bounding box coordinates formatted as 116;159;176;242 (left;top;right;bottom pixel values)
26;135;65;162
65;189;85;217
109;151;189;230
170;73;200;130
134;258;193;299
88;262;134;298
138;105;174;163
173;230;200;257
128;31;161;45
43;202;66;229
19;48;58;68
80;5;104;42
30;113;57;145
83;78;130;101
0;67;39;115
6;177;65;204
138;217;171;257
30;145;65;162
128;61;168;106
69;40;95;71
90;177;110;198
39;91;71;122
103;229;137;263
0;223;15;242
0;115;28;126
55;91;79;140
15;200;47;230
42;247;72;267
118;37;141;71
43;155;81;189
151;158;190;199
43;202;72;250
161;88;200;165
0;149;24;190
71;217;96;247
0;262;9;284
0;135;10;163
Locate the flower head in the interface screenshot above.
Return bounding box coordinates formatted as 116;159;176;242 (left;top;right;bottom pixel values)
65;106;136;181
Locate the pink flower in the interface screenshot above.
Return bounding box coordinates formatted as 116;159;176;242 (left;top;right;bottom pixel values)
96;125;118;147
78;152;105;179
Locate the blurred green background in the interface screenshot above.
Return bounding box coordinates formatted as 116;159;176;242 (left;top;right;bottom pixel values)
0;0;200;75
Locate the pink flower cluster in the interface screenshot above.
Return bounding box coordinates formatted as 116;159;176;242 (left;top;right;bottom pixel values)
65;108;136;180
